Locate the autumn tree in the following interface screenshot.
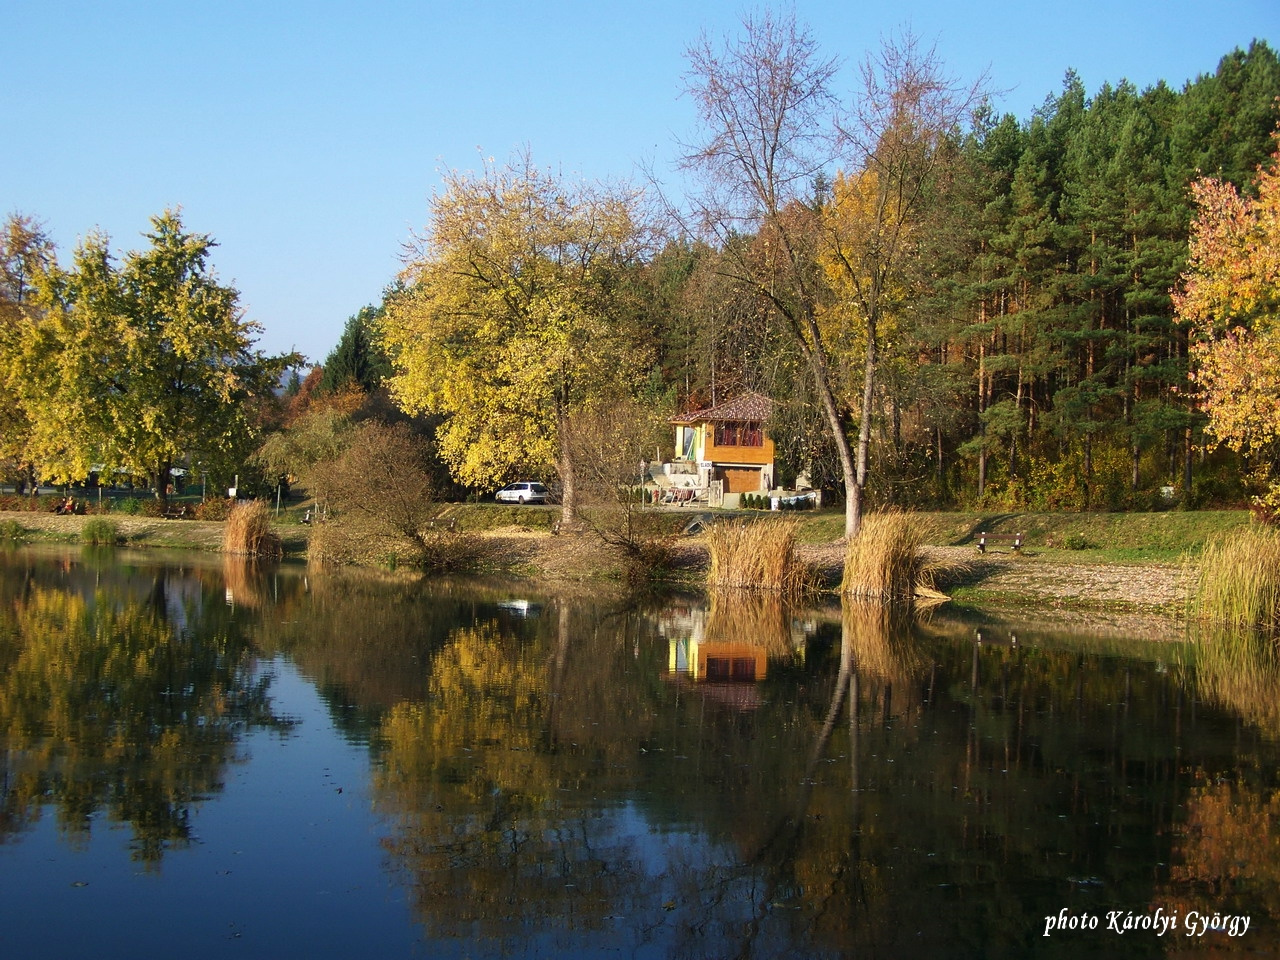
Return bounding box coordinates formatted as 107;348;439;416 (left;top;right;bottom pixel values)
1176;133;1280;490
679;10;850;525
0;214;55;488
680;11;980;535
14;210;294;497
821;32;984;528
382;154;653;523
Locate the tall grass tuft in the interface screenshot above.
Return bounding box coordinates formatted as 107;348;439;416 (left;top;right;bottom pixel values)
80;517;119;546
1193;527;1280;633
705;518;807;595
0;519;27;543
841;510;925;599
223;500;282;558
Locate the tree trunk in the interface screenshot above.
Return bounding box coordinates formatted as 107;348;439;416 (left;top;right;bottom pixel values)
852;314;879;538
807;356;859;539
154;462;172;503
557;409;577;527
977;341;987;500
1183;426;1194;497
784;299;860;540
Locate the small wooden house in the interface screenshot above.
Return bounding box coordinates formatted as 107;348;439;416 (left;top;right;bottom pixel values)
670;392;775;494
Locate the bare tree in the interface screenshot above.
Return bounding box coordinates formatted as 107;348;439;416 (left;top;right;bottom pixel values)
829;31;986;532
678;11;983;536
679;10;859;528
564;398;678;581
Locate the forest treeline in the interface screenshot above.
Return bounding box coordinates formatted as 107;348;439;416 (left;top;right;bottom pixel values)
637;38;1280;515
3;29;1279;520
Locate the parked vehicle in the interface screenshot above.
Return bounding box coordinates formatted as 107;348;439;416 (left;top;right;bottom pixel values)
495;481;549;504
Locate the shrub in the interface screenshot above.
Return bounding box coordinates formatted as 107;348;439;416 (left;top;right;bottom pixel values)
80;517;120;546
115;497;144;515
195;498;235;521
223;500;282;558
1062;533;1096;550
842;510;925;600
140;499;165;517
302;421;485;571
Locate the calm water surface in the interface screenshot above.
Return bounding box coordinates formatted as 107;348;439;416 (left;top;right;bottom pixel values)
1;546;1278;959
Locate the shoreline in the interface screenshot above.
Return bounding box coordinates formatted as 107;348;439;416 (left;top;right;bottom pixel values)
1;510;1192;622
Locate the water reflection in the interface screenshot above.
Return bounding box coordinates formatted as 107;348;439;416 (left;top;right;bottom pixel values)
0;549;284;864
2;548;1280;957
1184;624;1280;739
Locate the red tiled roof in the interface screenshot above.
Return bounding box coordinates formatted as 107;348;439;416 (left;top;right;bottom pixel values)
672;391;773;424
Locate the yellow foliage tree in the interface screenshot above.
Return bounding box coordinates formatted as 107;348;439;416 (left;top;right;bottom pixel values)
1177;134;1280;463
3;211;293;496
0;214;55;488
382;155;652;522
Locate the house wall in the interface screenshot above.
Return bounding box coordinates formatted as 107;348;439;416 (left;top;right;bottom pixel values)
704;430;774;466
672;419;776;494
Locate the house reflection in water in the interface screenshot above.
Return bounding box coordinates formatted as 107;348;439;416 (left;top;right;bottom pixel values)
669;638;767;682
660;600;812;710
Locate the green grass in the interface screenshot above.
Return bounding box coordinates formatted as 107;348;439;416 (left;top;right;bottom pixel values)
0;519;27;543
788;508;1251;562
451;503;559;532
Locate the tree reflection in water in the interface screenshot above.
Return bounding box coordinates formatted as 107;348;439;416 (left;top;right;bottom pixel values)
4;549;1280;957
0;551;284;864
371;591;1280;957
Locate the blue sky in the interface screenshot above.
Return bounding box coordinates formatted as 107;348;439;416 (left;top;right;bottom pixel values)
4;1;1275;364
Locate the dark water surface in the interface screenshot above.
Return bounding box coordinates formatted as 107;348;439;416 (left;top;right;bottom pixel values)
1;546;1278;959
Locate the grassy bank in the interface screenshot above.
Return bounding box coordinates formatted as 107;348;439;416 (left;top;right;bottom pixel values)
792;508;1252;563
3;502;1251;559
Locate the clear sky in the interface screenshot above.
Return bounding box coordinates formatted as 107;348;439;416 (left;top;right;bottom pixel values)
4;0;1275;365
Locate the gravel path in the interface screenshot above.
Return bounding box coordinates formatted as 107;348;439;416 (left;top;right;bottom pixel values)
795;542;1190;615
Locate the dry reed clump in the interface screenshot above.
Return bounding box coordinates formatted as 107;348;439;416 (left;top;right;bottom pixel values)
1193;527;1280;633
705;518;808;594
841;511;925;599
222;500;282;558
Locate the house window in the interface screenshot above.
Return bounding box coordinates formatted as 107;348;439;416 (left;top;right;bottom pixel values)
680;426;695;460
714;421;763;447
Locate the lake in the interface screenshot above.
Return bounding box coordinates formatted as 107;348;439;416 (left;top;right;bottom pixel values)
0;545;1277;958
